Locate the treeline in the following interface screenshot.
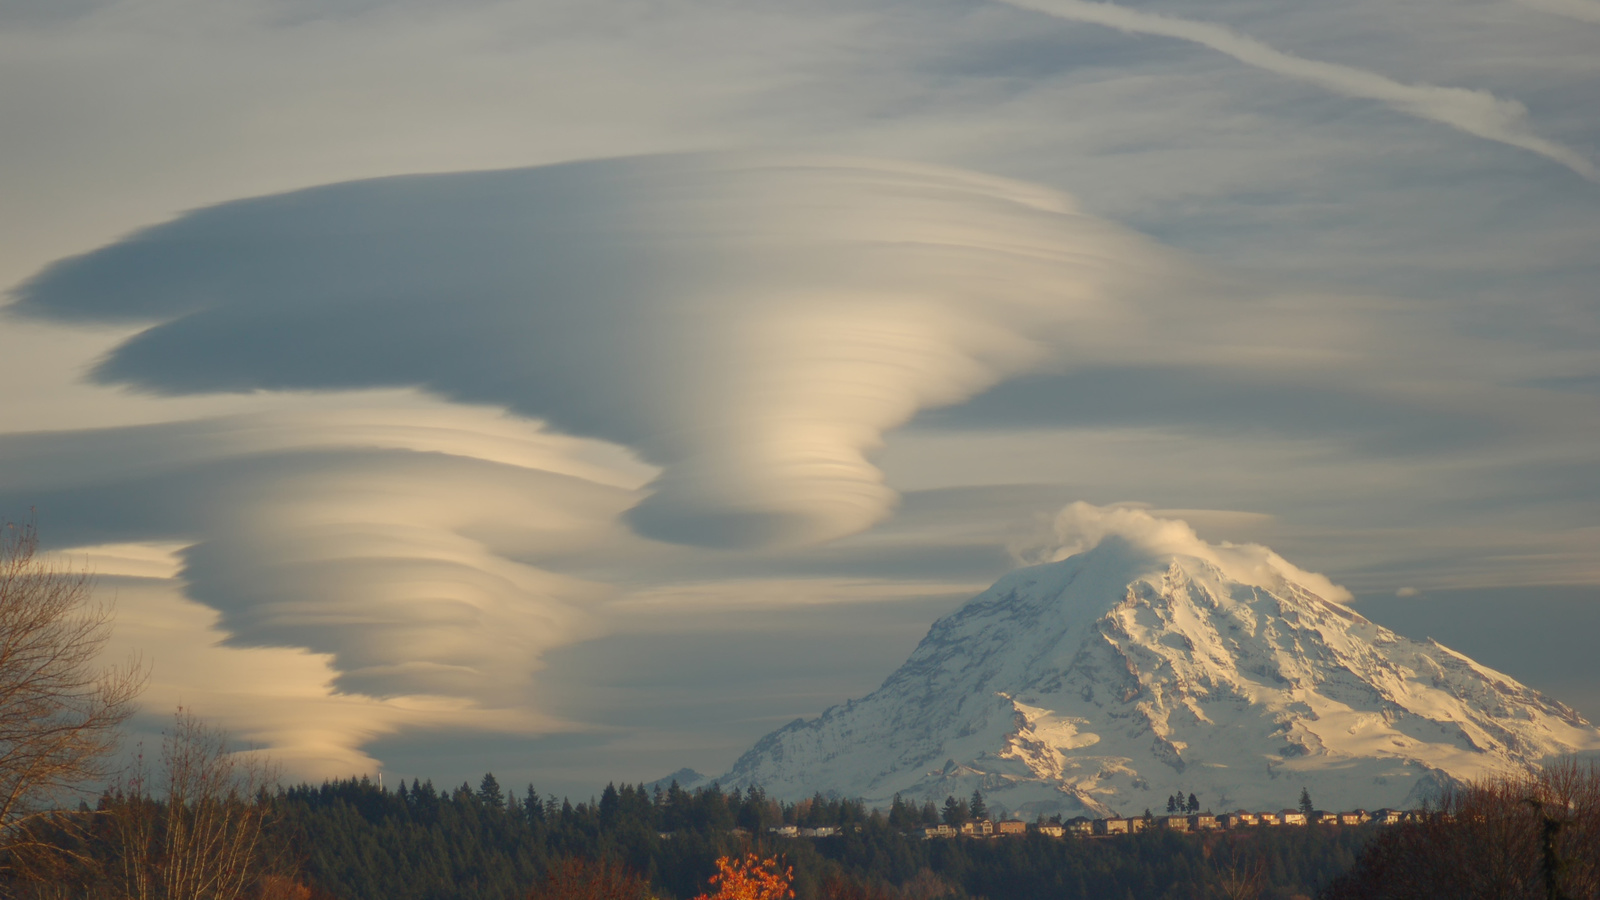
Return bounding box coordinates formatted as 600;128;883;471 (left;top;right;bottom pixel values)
274;775;1374;900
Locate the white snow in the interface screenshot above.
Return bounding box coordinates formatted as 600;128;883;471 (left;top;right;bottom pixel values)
719;518;1600;816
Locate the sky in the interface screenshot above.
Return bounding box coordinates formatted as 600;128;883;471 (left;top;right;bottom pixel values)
1;0;1598;798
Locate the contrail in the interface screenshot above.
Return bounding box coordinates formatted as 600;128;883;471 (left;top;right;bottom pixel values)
1000;0;1598;182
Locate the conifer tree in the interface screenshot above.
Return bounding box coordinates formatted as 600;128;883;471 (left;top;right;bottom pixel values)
600;783;622;826
969;789;988;821
1299;787;1314;816
941;796;968;825
478;772;503;807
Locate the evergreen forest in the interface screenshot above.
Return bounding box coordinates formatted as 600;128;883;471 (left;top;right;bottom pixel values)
274;775;1373;900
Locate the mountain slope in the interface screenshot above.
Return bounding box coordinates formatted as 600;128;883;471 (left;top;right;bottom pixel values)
719;509;1600;817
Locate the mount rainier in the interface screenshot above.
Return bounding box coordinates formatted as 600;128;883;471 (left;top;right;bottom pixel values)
719;505;1600;817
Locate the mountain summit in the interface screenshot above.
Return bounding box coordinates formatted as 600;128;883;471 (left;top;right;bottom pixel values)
720;505;1600;816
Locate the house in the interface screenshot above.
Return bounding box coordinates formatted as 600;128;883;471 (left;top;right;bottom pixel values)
1038;823;1067;837
923;824;956;839
959;819;994;837
1096;817;1130;835
803;826;839;837
1189;814;1219;831
1128;816;1151;833
1372;808;1403;825
1279;811;1307;826
768;825;799;837
1157;815;1189;831
1065;817;1093;836
996;820;1028;836
1339;812;1367;826
1219;812;1258;828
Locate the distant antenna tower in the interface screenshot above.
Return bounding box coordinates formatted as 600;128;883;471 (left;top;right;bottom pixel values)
377;771;383;791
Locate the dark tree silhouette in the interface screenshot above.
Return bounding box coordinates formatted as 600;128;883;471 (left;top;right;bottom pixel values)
1321;758;1600;900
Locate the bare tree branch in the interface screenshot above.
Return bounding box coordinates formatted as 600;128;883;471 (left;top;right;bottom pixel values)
0;517;145;874
105;708;292;900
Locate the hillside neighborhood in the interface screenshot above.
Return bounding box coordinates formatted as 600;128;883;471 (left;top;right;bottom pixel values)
759;807;1415;841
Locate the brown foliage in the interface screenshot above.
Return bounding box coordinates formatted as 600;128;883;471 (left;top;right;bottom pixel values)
526;857;654;900
822;868;956;900
1321;757;1600;900
254;876;312;900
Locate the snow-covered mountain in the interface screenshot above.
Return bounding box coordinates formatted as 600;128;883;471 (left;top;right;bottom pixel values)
719;506;1600;817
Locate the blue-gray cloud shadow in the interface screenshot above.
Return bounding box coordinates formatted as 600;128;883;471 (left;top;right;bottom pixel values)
364;591;967;796
905;367;1496;454
1355;586;1600;725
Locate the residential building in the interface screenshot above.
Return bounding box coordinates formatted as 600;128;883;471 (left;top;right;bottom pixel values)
1096;818;1130;835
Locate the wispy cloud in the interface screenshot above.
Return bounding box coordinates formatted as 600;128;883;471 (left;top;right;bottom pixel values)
1514;0;1600;23
998;0;1599;181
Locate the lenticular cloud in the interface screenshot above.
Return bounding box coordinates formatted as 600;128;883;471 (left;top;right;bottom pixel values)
15;154;1200;549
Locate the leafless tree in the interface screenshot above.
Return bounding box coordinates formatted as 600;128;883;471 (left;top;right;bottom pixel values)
1321;757;1600;900
104;708;292;900
0;517;144;871
1214;857;1264;900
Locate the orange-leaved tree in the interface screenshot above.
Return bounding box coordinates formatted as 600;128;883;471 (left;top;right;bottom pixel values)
694;854;794;900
